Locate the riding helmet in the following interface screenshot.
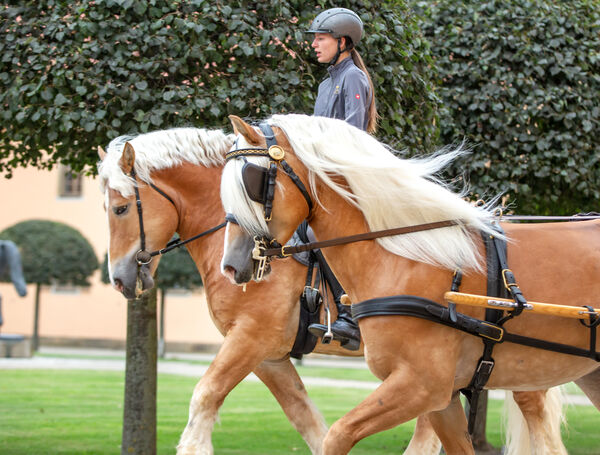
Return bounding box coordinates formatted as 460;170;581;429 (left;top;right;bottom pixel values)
306;8;364;46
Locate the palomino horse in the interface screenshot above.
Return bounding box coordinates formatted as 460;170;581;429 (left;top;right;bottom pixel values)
220;114;599;455
98;127;455;455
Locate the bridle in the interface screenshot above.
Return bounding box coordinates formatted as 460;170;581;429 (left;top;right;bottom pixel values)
128;168;226;292
224;123;317;280
224;123;314;223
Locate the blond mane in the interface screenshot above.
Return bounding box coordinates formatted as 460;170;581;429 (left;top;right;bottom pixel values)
222;114;500;271
99;127;235;196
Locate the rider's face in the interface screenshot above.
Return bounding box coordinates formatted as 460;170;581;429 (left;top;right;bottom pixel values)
311;33;339;64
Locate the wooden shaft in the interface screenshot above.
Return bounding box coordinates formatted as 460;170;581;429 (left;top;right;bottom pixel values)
444;291;599;320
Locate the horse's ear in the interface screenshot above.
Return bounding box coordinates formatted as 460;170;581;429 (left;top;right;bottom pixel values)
97;145;107;161
119;142;135;174
229;115;262;145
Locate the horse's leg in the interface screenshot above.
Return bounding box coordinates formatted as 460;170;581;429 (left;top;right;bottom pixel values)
507;389;567;455
426;392;474;455
321;370;469;455
403;414;442;455
575;367;600;410
176;332;269;455
253;358;328;455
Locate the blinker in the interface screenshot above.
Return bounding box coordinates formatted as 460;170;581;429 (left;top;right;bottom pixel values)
242;162;268;204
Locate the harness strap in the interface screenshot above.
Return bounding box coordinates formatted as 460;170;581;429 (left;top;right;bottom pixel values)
461;226;508;433
261;219;465;257
351;295;600;361
290;222;322;359
258;123;314;218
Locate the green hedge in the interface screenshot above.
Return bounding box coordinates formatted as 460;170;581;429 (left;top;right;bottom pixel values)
0;0;438;176
0;220;98;286
418;0;600;214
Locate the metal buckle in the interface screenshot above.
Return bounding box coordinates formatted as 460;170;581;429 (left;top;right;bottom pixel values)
280;245;292;257
502;268;517;290
480;322;504;342
476;359;495;375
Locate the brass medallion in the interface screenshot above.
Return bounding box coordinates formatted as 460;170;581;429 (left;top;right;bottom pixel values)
268;145;285;161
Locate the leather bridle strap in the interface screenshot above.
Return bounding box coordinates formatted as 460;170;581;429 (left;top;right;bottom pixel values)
259;123;314;217
129;168;226;265
261;219;465;257
225;123;314;220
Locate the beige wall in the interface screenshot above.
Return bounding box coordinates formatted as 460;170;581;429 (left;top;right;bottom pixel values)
0;165;223;349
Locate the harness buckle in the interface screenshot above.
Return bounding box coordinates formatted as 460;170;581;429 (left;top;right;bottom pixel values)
479;322;504;342
476;359;495;375
501;268;517;290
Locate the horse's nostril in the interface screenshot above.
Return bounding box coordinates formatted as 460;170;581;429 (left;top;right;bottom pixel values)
114;278;124;292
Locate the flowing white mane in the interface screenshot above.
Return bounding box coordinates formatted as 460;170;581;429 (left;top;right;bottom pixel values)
99;127;235;196
222;114;501;271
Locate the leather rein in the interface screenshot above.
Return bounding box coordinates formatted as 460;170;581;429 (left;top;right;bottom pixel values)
129;167;226;266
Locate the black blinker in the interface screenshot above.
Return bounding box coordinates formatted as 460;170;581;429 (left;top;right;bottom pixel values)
242;161;268;203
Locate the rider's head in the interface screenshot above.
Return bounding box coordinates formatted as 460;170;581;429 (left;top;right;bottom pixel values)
307;8;364;66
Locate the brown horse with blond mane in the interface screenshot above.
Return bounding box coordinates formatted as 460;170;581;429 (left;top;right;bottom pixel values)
219;114;599;455
99;127;469;455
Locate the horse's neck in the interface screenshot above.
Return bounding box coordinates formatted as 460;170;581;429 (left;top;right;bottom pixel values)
308;181;448;303
153;163;226;285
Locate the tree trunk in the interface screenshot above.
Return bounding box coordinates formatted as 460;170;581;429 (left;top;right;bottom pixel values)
32;283;41;352
121;286;157;455
158;288;165;359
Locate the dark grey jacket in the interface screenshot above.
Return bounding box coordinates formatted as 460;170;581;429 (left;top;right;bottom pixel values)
313;57;372;131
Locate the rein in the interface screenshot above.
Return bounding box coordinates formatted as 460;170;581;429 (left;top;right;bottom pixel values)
129;168;226;266
260;219;465;258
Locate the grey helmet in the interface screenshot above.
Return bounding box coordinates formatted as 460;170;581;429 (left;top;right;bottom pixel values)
306;8;363;46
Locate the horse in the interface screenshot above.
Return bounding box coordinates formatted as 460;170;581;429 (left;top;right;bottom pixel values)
98;127;461;455
219;113;599;455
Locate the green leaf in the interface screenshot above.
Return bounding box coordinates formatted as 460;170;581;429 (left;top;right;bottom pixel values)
54;93;69;106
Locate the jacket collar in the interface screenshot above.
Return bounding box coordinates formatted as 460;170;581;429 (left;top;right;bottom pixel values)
327;56;354;77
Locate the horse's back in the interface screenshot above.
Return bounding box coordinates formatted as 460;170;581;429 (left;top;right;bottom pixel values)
502;219;600;303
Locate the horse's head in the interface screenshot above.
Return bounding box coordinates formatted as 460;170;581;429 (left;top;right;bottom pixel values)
99;141;179;299
220;116;313;285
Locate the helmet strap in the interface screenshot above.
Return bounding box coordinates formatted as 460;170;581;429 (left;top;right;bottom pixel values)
328;39;353;66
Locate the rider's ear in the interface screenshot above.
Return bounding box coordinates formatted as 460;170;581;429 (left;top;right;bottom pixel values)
98;145;107;161
229;115;262;146
119;142;135;174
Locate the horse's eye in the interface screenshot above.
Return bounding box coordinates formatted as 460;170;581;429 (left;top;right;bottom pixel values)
113;205;129;216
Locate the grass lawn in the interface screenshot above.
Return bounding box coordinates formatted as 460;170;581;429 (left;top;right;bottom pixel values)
0;369;599;454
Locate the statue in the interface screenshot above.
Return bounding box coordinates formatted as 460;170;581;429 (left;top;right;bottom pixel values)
0;240;27;331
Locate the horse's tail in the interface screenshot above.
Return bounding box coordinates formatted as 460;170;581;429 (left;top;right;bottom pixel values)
504;387;567;455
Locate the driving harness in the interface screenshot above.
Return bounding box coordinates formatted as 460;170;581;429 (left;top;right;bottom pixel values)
225;122;600;435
